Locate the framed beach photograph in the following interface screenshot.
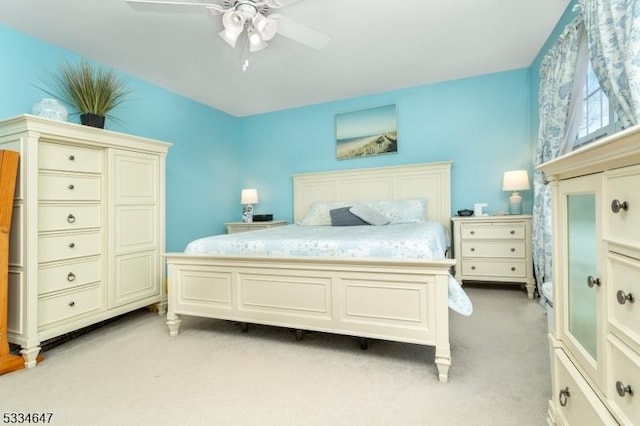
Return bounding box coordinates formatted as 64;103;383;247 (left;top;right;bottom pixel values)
335;104;398;160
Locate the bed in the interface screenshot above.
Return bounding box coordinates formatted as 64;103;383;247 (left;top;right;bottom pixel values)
164;161;469;382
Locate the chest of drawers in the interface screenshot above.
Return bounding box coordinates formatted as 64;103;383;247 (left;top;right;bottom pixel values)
0;114;171;368
451;214;535;298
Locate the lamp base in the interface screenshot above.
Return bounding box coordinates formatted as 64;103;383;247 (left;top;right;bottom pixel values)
509;192;523;215
242;204;254;223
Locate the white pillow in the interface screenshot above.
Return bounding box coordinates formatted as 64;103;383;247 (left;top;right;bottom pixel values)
349;204;390;226
299;198;426;226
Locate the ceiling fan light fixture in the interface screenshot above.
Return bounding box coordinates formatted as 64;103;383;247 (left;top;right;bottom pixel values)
247;27;268;52
222;10;245;33
252;14;278;41
218;28;241;48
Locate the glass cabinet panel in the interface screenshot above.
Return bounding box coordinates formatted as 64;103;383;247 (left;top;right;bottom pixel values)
566;194;597;359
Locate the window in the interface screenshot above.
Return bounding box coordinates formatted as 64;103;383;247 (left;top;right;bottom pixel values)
574;61;616;149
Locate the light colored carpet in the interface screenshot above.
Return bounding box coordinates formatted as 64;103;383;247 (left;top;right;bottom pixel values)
0;286;550;426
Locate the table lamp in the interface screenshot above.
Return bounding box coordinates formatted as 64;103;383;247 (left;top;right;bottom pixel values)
241;188;258;222
502;170;530;215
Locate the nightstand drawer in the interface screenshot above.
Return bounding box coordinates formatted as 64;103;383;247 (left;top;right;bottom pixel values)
39;173;102;201
460;223;525;240
39;142;102;174
460;259;526;278
461;242;525;258
607;336;640;426
38;285;103;328
38;258;102;295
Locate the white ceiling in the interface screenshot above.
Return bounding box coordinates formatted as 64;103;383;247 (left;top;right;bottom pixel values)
0;0;570;117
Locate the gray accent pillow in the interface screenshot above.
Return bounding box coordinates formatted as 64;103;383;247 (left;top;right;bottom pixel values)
329;207;369;226
349;204;391;226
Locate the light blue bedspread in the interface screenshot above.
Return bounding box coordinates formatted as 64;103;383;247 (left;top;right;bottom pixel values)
185;223;472;315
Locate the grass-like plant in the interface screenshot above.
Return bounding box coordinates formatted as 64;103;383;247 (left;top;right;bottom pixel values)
42;60;131;118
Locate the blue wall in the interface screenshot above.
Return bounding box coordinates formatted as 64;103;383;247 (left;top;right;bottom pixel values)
1;19;552;251
238;69;534;224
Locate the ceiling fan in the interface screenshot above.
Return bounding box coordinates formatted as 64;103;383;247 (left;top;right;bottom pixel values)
125;0;331;69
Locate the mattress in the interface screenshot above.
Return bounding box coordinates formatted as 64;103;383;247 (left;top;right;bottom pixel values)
184;223;472;315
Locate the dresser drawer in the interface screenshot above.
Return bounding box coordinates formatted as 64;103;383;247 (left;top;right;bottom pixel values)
38;258;102;295
553;349;618;426
460;223;525;240
39;173;101;201
39;142;102;173
461;242;525;258
39;205;101;232
606;166;640;247
606;335;640;425
460;259;526;278
608;252;640;353
39;231;101;263
38;285;103;328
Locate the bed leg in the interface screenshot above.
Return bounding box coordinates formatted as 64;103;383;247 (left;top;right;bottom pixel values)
435;346;451;383
166;313;181;337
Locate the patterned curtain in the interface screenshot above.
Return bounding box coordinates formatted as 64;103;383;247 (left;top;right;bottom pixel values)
533;19;586;293
582;0;640;127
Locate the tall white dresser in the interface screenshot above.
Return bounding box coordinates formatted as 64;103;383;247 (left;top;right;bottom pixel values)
0;114;171;368
539;125;640;425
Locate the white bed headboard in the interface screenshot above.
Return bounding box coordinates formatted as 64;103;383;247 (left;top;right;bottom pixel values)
292;161;452;228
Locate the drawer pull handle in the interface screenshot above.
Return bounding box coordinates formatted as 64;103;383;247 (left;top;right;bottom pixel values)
68;301;75;307
67;214;76;223
470;248;475;252
68;155;75;161
616;381;633;397
470;231;475;235
68;184;75;190
510;248;516;252
558;386;570;406
511;267;516;272
616;290;634;305
68;242;75;248
611;199;629;213
471;266;476;270
587;275;601;288
510;230;515;235
67;272;76;282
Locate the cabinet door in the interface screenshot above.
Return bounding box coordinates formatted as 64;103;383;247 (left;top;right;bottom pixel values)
109;150;161;308
558;174;605;387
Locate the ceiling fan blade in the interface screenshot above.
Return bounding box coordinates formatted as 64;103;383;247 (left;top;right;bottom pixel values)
270;14;331;50
125;0;226;15
268;0;305;7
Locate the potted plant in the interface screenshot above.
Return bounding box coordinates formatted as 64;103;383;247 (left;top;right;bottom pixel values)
41;60;131;128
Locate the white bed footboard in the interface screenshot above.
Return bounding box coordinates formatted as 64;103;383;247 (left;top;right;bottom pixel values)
165;254;455;382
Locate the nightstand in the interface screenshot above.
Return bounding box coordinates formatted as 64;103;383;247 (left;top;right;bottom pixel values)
225;220;287;234
451;214;535;298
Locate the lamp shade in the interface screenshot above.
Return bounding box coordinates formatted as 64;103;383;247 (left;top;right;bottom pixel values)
241;188;259;205
502;170;530;192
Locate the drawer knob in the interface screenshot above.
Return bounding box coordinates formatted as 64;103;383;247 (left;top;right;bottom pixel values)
558;386;570;406
615;381;633;397
68;155;75;161
511;267;516;272
510;248;516;252
471;266;476;270
510;230;515;235
616;290;635;305
470;247;475;252
67;272;76;282
587;275;601;288
470;231;475;235
68;242;75;248
68;301;75;307
67;214;76;223
611;199;629;213
68;184;75;190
